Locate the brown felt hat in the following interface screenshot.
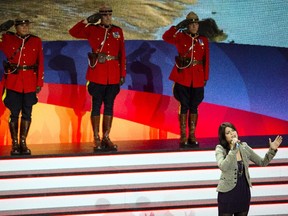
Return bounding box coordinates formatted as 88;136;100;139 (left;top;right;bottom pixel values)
186;12;199;23
14;19;33;26
99;4;113;15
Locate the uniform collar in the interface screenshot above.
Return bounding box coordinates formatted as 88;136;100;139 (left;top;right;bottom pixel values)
189;33;199;39
16;33;31;39
99;24;111;29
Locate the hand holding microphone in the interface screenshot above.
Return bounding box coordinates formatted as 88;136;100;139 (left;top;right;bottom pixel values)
230;137;241;149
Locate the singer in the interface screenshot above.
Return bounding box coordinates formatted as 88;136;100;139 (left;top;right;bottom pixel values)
215;122;283;216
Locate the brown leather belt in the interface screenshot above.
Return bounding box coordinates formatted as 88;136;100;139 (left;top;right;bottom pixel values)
106;55;118;61
10;64;37;71
177;57;203;67
192;60;203;66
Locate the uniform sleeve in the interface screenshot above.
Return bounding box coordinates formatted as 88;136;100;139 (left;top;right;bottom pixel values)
0;33;8;52
245;143;277;166
0;33;4;50
119;28;126;77
69;20;89;39
215;144;237;171
162;26;178;44
37;38;44;87
203;37;210;81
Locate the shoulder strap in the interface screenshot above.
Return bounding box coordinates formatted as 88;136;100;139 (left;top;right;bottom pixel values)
92;28;108;53
8;35;32;61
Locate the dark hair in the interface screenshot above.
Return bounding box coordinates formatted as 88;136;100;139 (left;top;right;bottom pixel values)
218;122;238;151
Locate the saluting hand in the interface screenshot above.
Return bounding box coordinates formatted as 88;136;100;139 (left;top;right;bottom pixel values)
0;20;14;32
87;13;102;24
175;19;191;30
269;135;283;150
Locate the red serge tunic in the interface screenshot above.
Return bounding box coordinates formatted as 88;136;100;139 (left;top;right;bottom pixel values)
69;21;126;85
0;32;44;93
162;26;209;88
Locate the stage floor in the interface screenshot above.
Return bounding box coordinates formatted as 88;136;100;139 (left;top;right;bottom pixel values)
0;134;287;158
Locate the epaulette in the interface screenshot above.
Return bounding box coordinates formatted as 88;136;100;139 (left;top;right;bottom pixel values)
111;24;121;29
6;31;15;35
28;34;38;38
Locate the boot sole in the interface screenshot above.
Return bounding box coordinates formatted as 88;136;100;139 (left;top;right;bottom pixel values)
10;152;21;156
21;152;32;155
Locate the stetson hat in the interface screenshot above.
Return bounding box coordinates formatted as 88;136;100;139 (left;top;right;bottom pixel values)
98;4;112;15
14;19;33;26
186;12;199;23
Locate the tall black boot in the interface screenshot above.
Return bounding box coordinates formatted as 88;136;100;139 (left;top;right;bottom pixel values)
9;121;20;156
91;115;103;152
19;119;31;155
188;113;199;147
179;113;190;148
101;115;117;151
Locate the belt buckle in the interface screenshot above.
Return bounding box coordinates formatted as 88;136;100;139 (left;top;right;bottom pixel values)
106;55;112;61
21;65;27;71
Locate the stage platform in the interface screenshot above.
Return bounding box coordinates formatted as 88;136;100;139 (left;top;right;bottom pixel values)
1;135;287;158
0;135;287;215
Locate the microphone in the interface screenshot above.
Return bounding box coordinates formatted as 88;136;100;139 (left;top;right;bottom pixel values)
231;138;240;149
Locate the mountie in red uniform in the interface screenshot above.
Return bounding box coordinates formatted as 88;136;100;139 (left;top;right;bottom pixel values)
69;21;126;84
0;31;44;93
162;11;210;149
69;6;126;153
0;19;44;156
162;26;209;88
